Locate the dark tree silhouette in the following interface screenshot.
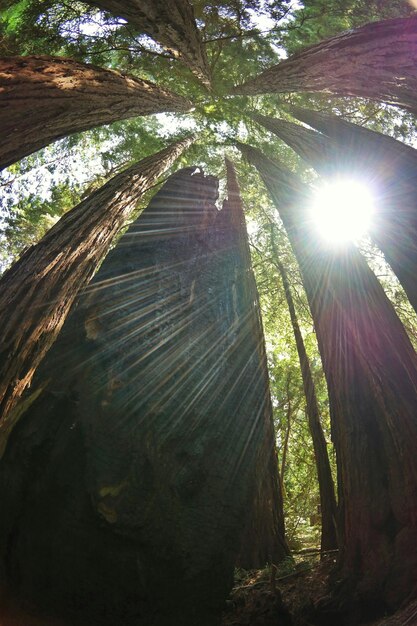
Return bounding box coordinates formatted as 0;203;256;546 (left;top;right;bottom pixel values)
0;165;288;626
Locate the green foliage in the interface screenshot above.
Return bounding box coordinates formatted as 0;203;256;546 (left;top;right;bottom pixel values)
229;158;334;548
360;240;417;351
0;183;82;266
282;0;413;54
1;0;31;33
1;0;416;549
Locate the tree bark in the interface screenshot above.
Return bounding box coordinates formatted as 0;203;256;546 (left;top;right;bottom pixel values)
0;136;194;447
238;142;417;618
233;16;417;115
225;158;290;570
290;105;417;167
252;113;334;172
279;373;294;492
0;165;286;625
256;109;417;317
0;55;192;170
84;0;211;88
269;227;338;553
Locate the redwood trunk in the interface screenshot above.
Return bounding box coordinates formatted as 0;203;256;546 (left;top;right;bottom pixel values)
0;136;193;445
287;106;417;316
233;16;417;115
84;0;211;88
0;55;191;170
225;159;290;569
253;113;335;172
0;166;285;625
290;105;417;166
270;229;337;553
239;143;417;618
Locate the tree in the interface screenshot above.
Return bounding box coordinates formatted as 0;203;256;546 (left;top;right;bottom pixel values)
239;142;417;618
83;0;212;88
269;224;337;553
0;55;191;170
252;113;334;171
289;105;417;158
282;0;413;55
290;105;417;311
233;16;417;116
255;110;417;317
225;158;290;569
0;165;288;625
0;136;193;447
3;0;417;621
247;214;332;550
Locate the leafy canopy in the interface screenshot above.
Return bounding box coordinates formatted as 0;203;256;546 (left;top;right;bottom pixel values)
2;0;417;547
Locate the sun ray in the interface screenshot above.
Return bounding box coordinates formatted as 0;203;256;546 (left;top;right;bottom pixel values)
310;178;375;244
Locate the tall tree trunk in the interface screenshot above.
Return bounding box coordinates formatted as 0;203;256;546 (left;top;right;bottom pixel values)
238;142;417;618
225;158;290;569
0;55;191;170
269;227;337;553
233;16;417;115
0;166;287;625
84;0;211;88
252;113;334;171
0;136;194;446
279;373;294;492
290;105;417;166
256;110;417;316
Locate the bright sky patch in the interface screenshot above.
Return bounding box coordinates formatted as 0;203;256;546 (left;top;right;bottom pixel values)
310;178;375;244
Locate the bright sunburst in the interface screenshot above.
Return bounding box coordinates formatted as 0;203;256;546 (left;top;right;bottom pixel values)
311;178;375;244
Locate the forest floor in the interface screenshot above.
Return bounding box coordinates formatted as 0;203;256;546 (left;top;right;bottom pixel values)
1;551;417;625
221;554;417;626
1;566;417;626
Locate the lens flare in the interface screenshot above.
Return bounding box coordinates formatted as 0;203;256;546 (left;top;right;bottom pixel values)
311;178;375;244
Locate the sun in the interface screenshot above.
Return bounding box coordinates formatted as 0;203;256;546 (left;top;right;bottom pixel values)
310;178;375;244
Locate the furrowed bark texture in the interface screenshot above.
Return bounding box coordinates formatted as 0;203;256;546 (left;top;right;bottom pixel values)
287;106;417;316
269;229;337;553
253;113;335;172
0;55;192;170
0;166;283;625
225;159;290;569
84;0;211;88
233;16;417;115
290;106;417;165
0;136;193;447
239;143;417;616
